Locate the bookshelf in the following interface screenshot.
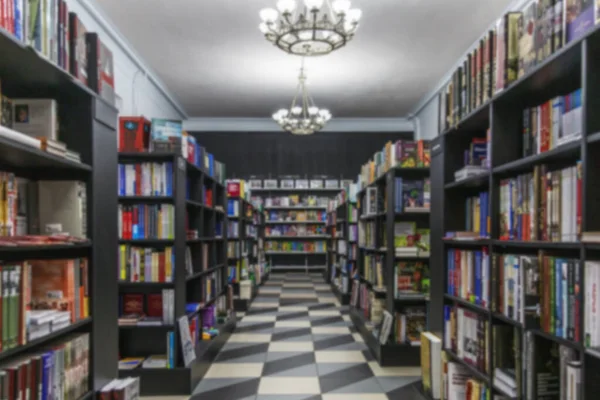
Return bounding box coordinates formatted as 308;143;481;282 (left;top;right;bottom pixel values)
0;22;119;394
326;192;358;305
117;151;234;395
251;184;339;272
226;190;263;311
350;166;431;367
429;22;600;400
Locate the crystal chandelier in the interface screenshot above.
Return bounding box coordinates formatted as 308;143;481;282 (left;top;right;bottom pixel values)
259;0;362;57
273;60;332;135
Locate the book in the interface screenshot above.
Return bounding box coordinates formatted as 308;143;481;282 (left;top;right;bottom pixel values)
519;1;537;77
421;332;442;399
38;180;87;238
86;33;116;105
118;117;151;153
11;98;58;141
565;0;595;43
150;119;183;153
68;12;87;85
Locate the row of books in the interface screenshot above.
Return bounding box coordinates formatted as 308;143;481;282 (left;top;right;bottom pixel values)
499;163;581;242
393;178;431;213
118;117;226;183
465;191;490;238
227;242;244;258
260;195;328;208
523;89;582;158
265;224;326;237
0;173;86;239
264;241;327;252
227;221;240;238
118;162;173;197
246;178;346;190
363;255;384;290
358;221;377;248
1;258;89;351
423;330;584;400
118;290;175;326
0;333;91;400
443;305;490;374
440;0;595;131
394;307;427;346
394;261;430;298
265;211;326;224
118;245;174;283
447;248;490;308
1;0;115;103
118;332;175;369
0;97;83;162
118;204;175;240
349;281;378;324
359;140;431;188
184;244;211;277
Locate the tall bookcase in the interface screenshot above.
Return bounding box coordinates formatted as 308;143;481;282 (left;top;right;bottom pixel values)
326;195;358;305
251;186;339;273
0;27;118;392
117;153;233;395
350;167;430;366
430;24;600;399
227;195;262;311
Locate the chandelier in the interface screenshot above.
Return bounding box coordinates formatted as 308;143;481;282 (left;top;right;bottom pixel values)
273;60;332;135
259;0;362;56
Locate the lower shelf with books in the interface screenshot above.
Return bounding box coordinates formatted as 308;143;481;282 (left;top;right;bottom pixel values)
349;306;421;366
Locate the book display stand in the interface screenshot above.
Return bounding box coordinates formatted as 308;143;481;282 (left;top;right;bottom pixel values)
350;167;430;366
117;152;234;395
429;24;600;399
0;27;119;393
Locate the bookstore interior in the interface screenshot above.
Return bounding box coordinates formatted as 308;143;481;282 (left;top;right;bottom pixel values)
1;0;600;399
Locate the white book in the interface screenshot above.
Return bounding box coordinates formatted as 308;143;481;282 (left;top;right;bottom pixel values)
12;98;58;140
566;361;581;400
447;362;469;400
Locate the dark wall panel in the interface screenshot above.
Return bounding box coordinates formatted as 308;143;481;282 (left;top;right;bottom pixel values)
190;131;413;179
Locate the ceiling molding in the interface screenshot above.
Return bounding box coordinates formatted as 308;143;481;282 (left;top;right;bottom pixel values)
410;0;531;118
78;0;188;118
183;118;414;133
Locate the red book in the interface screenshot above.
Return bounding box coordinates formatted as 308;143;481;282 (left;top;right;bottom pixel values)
158;252;165;282
577;161;582;238
118;117;151;153
227;181;241;198
540;102;551;153
146;293;163;318
122;294;144;315
135;164;142;195
454;250;461;297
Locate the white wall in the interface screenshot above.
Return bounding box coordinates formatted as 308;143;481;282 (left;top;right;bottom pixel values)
413;0;530;140
67;0;186;119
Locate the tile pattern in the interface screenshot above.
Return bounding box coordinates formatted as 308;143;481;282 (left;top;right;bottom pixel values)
191;273;426;400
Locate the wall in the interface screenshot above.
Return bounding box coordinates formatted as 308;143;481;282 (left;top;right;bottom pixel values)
191;131;413;179
68;0;186;119
413;0;530;140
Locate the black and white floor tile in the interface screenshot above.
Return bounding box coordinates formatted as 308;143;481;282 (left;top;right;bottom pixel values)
190;273;426;400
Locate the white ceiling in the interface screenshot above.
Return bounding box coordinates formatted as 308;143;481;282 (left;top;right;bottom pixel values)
96;0;513;118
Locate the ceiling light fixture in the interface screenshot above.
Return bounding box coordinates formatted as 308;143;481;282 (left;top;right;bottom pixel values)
272;59;331;135
259;0;362;56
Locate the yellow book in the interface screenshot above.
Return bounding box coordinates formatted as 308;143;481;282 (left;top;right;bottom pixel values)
420;332;432;394
441;350;448;400
474;198;480;233
119;245;126;280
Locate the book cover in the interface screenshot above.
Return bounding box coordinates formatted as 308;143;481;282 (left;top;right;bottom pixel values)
400;141;418;168
519;1;537;78
565;0;594;43
506;12;522;86
11;99;58;140
86;33;115;105
30;259;76;322
150;119;182;152
402;180;424;209
495;17;506;93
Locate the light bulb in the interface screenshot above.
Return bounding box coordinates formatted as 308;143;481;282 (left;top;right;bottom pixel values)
298;30;312;40
259;23;270;34
347;8;362;22
332;0;351;14
259;8;279;22
292;106;302;115
277;0;297;13
304;0;324;10
308;107;319;115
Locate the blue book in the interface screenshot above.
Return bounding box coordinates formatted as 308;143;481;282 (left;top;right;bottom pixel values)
41;351;54;400
475;251;482;305
556;259;563;338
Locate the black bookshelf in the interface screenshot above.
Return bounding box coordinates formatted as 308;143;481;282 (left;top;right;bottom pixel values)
227;195;262;311
0;25;119;392
351;167;430;367
430;24;600;399
117;153;233;395
252;186;338;272
326;196;356;305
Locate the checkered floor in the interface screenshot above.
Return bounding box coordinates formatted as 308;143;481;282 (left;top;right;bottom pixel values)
190;273;425;400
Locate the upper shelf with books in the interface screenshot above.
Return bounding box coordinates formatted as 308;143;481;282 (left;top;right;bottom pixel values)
0;25;116;111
